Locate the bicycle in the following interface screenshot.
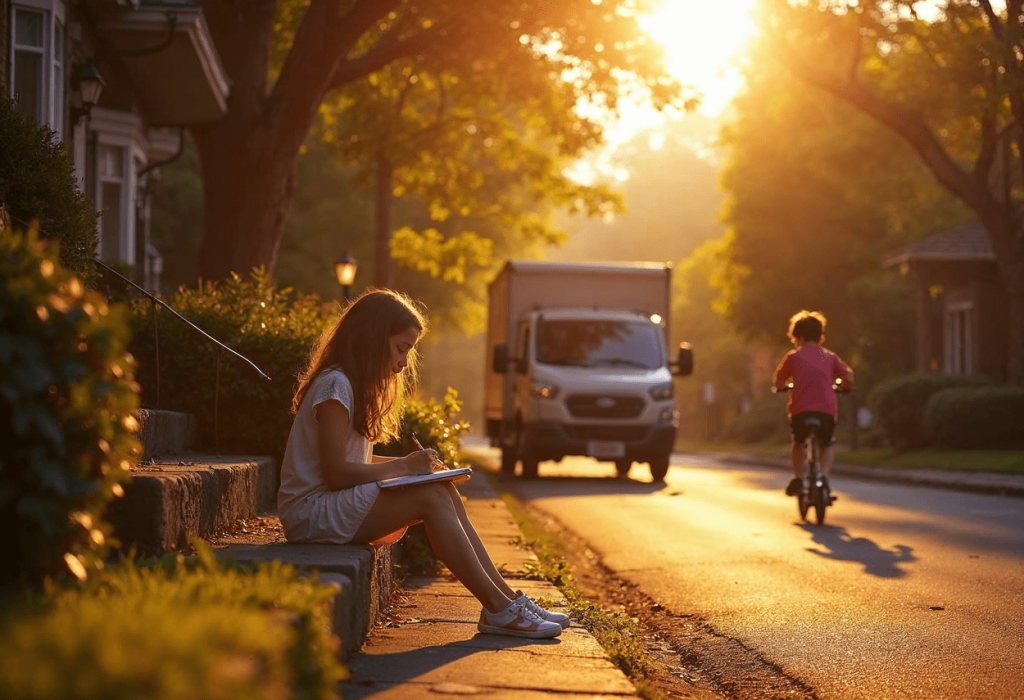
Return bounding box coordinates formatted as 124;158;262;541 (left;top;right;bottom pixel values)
772;380;849;525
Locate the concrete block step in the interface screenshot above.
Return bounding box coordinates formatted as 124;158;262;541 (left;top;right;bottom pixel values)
136;408;196;459
216;543;396;660
107;455;277;554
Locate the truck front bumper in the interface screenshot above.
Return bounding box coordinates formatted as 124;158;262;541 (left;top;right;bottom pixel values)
522;421;676;462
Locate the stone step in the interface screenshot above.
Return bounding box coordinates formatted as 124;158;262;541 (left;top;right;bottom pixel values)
136;408;196;459
107;455;277;554
216;542;396;660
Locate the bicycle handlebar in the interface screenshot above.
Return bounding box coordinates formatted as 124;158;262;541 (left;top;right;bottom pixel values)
772;379;852;394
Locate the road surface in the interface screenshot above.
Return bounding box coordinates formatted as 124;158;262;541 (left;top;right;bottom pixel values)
473;447;1024;699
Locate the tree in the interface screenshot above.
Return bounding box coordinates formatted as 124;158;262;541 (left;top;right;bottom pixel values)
717;34;970;385
760;0;1024;383
191;0;682;283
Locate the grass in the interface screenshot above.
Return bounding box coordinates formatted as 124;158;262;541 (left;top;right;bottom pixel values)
676;439;1024;475
480;466;665;699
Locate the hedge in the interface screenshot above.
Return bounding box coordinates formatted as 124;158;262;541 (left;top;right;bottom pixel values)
924;386;1024;450
866;372;992;450
0;543;346;700
0;93;98;282
0;228;139;590
727;394;790;444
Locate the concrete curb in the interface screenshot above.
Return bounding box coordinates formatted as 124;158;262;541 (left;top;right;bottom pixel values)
107;455;277;553
715;453;1024;498
216;543;396;660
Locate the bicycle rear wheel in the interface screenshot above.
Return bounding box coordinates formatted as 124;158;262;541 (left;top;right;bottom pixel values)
798;493;810;521
813;485;828;524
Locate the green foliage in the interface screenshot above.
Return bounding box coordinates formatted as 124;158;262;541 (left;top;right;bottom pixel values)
728;394;790;445
866;373;992;450
376;387;471;467
0;228;139;590
923;386;1024;450
0;541;345;699
127;269;332;456
0;94;98;282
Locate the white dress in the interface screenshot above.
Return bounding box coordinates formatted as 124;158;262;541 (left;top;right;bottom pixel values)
278;369;396;544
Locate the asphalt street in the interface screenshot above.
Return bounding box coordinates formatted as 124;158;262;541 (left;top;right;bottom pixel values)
477;448;1024;700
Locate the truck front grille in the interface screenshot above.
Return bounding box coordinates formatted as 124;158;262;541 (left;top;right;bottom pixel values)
565;393;645;418
566;425;649;441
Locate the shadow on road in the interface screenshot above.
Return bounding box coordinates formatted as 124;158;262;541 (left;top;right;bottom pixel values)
800;524;917;578
493;471;670;497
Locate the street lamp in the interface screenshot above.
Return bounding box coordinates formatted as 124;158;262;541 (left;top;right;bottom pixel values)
334;251;358;301
70;58;106;126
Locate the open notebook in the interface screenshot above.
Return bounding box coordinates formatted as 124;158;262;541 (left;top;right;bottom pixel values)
377;467;473;490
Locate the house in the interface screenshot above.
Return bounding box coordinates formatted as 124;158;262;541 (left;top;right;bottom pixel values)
882;221;1008;380
2;0;228;291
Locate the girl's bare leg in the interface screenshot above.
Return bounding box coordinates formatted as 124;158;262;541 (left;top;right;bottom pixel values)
350;483;513;613
444;484;516;598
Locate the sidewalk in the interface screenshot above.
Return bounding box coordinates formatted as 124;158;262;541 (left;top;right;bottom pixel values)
712;452;1024;498
339;471;636;700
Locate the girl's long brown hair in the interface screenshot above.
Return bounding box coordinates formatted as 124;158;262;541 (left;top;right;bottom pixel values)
291;289;426;443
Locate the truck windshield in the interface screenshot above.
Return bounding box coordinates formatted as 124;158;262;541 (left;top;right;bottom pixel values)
535;319;664;369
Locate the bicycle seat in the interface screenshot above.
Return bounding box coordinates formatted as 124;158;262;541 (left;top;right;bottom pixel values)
803;417;823;427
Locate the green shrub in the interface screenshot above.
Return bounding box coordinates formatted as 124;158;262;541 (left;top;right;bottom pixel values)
377;387;471;465
0;228;139;590
0;542;346;699
728;394;790;444
127;269;332;457
0;94;98;282
866;372;992;450
923;386;1024;449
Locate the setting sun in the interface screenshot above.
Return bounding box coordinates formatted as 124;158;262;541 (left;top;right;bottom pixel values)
639;0;757;115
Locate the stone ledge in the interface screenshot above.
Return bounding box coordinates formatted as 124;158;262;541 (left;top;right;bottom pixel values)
136;409;196;459
107;455;277;554
216;543;396;660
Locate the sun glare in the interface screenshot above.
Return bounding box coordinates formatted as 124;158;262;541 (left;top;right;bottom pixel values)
639;0;756;115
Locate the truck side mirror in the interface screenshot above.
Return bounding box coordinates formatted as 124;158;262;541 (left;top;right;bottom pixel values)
492;343;511;373
673;342;694;377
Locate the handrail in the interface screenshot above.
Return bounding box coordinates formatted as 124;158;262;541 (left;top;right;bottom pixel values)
93;259;272;383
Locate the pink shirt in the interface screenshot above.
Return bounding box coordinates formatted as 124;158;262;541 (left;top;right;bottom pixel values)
773;344;853;418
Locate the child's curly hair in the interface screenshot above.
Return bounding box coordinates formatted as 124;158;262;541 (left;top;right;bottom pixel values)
787;310;826;343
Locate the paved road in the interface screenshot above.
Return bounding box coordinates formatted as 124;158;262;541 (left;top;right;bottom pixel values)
475;448;1024;699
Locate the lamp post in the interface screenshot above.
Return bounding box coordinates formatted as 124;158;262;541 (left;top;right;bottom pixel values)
334;251;358;302
70;57;105;126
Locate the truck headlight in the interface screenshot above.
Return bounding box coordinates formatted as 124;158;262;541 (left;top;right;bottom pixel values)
531;380;560;399
649;382;673;401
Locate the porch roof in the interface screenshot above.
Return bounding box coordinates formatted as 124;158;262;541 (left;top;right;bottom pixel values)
95;0;230;126
882;221;996;268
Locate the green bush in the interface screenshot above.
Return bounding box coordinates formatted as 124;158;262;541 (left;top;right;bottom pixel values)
924;386;1024;449
727;394;790;444
0;94;98;282
127;269;332;457
0;542;346;699
0;228;139;590
377;387;471;465
866;372;992;450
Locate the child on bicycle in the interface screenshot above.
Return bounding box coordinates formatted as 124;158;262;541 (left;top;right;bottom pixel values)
772;310;854;497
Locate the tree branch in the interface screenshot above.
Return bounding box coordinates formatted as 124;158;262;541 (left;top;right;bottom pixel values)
978;0;1005;40
327;22;453;91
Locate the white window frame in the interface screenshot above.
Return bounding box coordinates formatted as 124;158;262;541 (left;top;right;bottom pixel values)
89;108;147;265
944;301;974;375
8;0;66;139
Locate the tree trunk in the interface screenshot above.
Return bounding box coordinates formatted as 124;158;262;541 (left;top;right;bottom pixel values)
374;152;393;288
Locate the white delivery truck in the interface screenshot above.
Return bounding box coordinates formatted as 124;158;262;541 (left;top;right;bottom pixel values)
485;260;693;481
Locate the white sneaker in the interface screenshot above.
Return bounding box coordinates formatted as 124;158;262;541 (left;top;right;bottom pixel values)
477;599;562;638
515;590;571;629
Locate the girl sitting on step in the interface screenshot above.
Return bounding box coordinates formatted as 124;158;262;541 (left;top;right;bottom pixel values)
278;289;567;639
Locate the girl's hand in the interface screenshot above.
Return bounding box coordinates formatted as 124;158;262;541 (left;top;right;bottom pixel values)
405;448;439;476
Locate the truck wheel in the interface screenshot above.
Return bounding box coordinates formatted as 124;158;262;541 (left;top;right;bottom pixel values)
648;455;670;482
614;460;632;478
521;457;540;479
500;447;518;475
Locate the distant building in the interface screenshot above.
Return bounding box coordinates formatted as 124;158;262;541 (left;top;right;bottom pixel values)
2;0;228;290
883;221;1008;380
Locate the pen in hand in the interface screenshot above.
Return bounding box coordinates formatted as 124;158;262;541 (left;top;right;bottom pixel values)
412;432;446;472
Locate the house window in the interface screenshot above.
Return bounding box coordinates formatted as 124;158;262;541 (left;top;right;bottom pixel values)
944;303;973;374
9;1;66;139
97;144;126;262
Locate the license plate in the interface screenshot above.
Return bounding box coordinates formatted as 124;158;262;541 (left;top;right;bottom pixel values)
587;440;625;458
